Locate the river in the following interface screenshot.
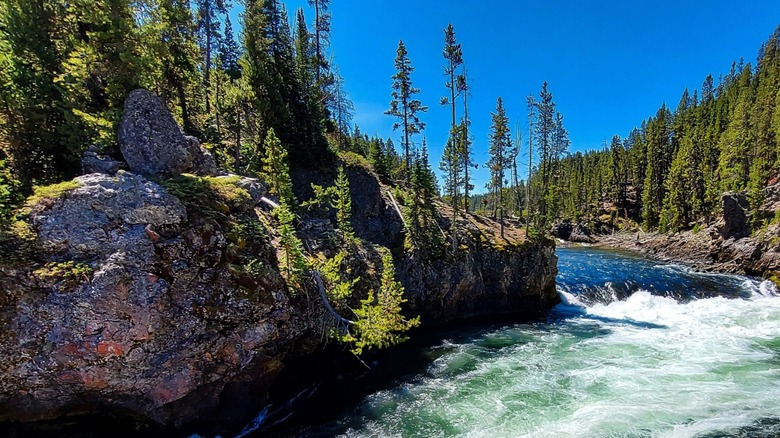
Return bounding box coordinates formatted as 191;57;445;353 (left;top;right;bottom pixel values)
275;247;780;438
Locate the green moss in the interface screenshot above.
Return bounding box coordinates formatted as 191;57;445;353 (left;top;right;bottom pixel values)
33;261;94;290
25;180;81;209
159;174;253;218
767;274;780;289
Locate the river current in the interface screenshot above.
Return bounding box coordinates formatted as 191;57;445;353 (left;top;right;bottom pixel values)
294;247;780;438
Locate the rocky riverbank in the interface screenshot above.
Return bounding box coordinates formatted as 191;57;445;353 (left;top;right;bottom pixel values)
585;186;780;283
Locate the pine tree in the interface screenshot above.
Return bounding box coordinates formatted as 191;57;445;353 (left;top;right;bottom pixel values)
307;0;332;110
410;140;440;250
487;97;511;238
526;94;536;226
368;138;388;178
642;106;672;228
386;40;427;175
441;24;466;210
219;15;240;79
154;0;203;134
294;8;316;106
343;252;420;355
460;67;474;212
535;82;555;226
609;135;625;208
334;166;353;236
331;66;355;151
261;128;295;206
195;0;225;114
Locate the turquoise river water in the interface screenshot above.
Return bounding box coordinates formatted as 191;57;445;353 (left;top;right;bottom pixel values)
251;247;780;438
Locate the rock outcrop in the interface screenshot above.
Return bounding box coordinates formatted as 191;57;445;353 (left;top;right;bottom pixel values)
118;89;217;176
81;145;126;175
0;104;558;433
0;172;303;430
340;166;559;324
720;191;750;239
552;221;596;243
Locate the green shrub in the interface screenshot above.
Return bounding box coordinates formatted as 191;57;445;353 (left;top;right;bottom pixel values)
339;151;372;171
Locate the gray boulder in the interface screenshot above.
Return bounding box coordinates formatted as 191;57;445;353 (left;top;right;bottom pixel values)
118;89;216;176
81;146;127;175
31;172;187;258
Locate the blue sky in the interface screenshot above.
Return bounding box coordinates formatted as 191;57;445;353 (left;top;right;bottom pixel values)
245;1;780;193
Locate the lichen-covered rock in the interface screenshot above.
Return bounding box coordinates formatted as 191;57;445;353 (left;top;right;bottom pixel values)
81;146;126;175
118;89;216;176
30;172;186;257
217;174;266;204
0;171;304;430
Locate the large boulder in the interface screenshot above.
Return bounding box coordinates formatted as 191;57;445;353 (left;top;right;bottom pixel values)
720;191;750;239
118;89;217;176
1;171;298;430
31;172;187;257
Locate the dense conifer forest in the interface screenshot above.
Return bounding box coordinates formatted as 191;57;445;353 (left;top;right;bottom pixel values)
538;28;780;232
1;0;778;235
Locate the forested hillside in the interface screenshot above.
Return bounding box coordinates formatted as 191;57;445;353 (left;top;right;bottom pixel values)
536;27;780;232
0;0;336;194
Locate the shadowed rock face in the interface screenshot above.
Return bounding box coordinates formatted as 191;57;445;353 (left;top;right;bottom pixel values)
118;89;217;176
720;191;750;239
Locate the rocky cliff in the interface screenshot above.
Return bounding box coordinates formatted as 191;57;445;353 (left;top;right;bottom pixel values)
0;89;559;434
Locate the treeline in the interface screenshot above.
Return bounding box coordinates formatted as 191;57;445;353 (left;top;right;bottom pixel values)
544;26;780;232
0;0;340;194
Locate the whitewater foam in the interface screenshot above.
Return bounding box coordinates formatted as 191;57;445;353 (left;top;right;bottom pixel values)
318;249;780;438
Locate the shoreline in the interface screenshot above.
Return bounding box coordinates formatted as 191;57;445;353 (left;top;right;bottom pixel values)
561;226;780;285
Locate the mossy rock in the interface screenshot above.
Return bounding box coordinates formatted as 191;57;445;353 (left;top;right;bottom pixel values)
158;174;253;218
24;180;81;212
33;261;94;291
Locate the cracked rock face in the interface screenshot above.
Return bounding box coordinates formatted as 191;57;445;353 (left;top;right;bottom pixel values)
118;89;217;176
0;172;299;428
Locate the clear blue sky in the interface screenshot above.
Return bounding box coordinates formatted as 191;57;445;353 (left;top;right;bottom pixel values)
245;1;780;193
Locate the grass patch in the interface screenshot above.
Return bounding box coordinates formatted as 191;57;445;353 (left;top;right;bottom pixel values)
25;180;81;210
159;174;253;218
